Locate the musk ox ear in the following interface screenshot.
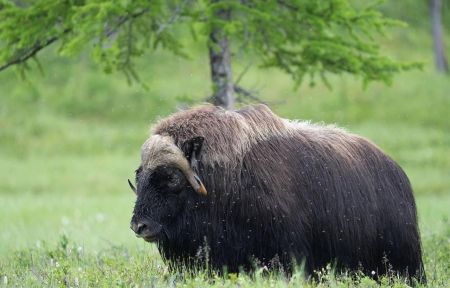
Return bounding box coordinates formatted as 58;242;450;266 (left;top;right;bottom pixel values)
181;136;204;168
181;136;207;196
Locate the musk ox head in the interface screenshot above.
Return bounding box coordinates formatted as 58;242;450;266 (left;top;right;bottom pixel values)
129;134;207;242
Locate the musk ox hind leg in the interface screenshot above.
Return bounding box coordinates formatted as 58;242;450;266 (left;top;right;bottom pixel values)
373;161;426;285
329;147;427;286
246;133;427;285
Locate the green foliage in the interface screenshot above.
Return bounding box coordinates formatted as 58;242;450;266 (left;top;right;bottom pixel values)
0;0;418;88
0;0;190;81
223;0;420;86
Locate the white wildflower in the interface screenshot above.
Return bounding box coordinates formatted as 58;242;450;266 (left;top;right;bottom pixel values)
95;213;105;222
61;216;70;226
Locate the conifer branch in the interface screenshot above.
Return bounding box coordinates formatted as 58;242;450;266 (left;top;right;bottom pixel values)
0;9;149;72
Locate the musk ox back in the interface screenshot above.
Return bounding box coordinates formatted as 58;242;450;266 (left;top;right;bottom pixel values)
129;104;425;282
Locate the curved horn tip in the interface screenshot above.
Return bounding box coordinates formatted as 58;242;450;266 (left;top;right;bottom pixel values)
197;183;207;196
193;174;207;196
128;179;137;194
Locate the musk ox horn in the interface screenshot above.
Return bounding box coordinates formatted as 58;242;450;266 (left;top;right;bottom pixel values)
128;179;137;194
140;134;207;196
190;173;207;196
182;166;207;196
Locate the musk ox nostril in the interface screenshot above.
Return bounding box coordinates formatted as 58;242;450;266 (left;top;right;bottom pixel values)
131;222;147;235
136;222;146;234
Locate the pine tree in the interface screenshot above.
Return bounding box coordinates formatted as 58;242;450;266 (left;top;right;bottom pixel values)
0;0;417;108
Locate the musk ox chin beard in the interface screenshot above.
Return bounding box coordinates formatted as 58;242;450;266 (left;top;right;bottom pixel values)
135;232;160;243
142;236;158;243
140;227;171;243
133;222;165;243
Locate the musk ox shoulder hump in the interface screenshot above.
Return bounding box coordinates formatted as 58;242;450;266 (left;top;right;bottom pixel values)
152;104;358;165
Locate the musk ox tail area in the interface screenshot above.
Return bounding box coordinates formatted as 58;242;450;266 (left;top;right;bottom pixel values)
134;104;425;284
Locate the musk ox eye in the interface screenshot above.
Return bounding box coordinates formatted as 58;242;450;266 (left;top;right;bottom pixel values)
135;166;142;180
154;167;185;192
166;171;182;188
135;173;140;184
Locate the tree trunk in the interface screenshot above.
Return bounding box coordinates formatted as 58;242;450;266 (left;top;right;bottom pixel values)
208;8;234;109
430;0;449;73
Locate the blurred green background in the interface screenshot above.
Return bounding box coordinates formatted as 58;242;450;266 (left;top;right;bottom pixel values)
0;1;449;285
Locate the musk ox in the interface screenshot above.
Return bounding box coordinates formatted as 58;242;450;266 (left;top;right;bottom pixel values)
129;104;425;282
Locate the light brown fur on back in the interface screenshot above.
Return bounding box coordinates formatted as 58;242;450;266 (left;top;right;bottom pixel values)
149;104;360;167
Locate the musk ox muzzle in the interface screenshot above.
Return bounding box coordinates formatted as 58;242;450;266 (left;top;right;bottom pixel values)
130;217;162;242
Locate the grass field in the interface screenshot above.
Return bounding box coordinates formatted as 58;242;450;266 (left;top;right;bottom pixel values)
0;28;449;286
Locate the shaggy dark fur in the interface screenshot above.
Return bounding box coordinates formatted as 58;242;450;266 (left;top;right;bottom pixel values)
130;104;425;283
